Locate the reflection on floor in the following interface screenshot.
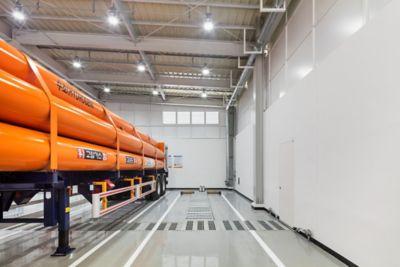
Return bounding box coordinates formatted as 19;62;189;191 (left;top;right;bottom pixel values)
0;190;346;267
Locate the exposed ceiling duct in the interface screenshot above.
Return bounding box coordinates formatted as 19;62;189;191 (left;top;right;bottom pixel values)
225;0;287;110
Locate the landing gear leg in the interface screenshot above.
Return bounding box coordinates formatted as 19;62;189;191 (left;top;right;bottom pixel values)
52;184;75;256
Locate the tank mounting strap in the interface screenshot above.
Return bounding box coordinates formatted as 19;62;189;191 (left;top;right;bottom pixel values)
25;56;58;170
104;108;120;170
133;127;145;171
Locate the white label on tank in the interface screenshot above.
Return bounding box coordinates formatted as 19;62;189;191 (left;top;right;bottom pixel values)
145;158;155;168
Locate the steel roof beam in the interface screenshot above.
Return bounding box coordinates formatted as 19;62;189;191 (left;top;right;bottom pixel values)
0;14;255;31
53;56;239;72
123;0;259;10
112;0;167;100
68;71;231;90
13;30;245;57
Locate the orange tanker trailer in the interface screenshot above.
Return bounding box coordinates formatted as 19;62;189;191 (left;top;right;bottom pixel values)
0;40;168;256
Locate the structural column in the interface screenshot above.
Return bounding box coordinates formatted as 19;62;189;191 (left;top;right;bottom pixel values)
225;106;235;187
252;55;265;207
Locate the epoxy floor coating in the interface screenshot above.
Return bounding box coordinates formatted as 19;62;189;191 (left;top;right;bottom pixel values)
0;191;346;267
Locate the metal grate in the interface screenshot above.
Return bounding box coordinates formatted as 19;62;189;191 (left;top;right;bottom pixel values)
185;206;214;220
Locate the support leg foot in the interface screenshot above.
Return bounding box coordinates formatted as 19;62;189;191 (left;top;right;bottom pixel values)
51;230;75;256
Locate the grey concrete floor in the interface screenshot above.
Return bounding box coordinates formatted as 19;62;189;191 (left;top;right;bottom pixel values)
0;190;346;267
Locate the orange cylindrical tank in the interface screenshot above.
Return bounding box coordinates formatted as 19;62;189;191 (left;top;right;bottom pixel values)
0;39;106;120
155;160;165;170
0;40;160;146
0;40;164;161
0;122;163;172
137;130;159;147
0;69;164;158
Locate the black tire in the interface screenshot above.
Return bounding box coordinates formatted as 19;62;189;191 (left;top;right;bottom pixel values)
160;174;166;196
146;175;161;201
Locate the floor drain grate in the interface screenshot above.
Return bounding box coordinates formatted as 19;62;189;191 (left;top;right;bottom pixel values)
186;206;214;220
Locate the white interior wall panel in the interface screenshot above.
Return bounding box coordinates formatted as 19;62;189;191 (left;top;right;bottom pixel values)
315;0;364;65
270;66;286;103
235;124;254;199
287;0;313;57
267;0;393;108
368;0;393;19
177;127;191;139
106;102;227;188
315;0;336;23
270;31;287;78
263;1;400;265
234;79;255;200
166;138;226;188
287;33;313;91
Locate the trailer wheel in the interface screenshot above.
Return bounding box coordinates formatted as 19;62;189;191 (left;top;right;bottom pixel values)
160;174;166;196
146;175;161;201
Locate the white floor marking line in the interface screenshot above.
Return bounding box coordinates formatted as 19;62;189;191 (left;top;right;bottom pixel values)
221;194;286;267
69;195;167;267
123;194;180;267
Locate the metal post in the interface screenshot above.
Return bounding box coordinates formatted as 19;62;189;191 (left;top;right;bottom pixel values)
52;183;75;256
92;193;101;218
225;107;235;187
0;192;3;220
252;55;265;208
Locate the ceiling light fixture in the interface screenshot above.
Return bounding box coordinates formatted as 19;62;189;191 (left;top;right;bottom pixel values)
12;1;25;22
203;15;214;31
152;89;159;95
107;6;119;26
203;6;214;32
137;62;146;72
72;56;82;69
104;87;111;93
202;66;210;76
201;90;207;98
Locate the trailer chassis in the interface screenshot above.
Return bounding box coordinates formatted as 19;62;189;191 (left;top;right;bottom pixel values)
0;169;168;256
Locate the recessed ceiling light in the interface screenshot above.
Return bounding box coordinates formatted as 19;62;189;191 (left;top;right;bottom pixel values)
201;91;207;98
137;62;146;72
104;87;111;93
152;90;159;95
72;56;82;69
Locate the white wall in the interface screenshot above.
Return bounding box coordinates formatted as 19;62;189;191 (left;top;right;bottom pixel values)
263;0;398;266
235;79;255;200
268;0;394;107
106;102;227;188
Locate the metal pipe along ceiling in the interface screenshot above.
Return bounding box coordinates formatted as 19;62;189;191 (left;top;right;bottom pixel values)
225;0;286;110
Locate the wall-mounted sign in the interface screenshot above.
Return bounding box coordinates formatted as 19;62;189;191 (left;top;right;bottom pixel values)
168;155;173;168
173;155;183;168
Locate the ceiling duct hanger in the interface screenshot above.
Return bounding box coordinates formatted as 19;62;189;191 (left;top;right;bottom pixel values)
260;0;286;12
243;28;262;55
237;56;254;69
230;70;243;88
